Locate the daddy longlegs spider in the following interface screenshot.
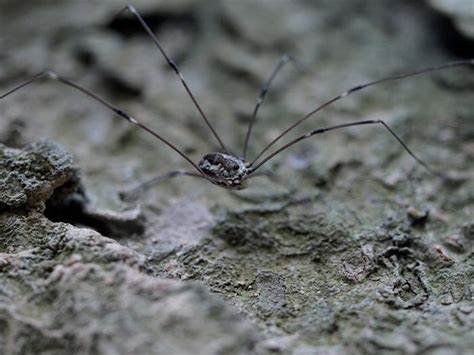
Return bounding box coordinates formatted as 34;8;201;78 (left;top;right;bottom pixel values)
1;5;473;194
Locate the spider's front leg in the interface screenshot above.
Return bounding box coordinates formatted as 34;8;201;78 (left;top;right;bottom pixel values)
243;54;312;159
119;170;207;201
114;4;228;152
250;119;442;178
0;70;202;174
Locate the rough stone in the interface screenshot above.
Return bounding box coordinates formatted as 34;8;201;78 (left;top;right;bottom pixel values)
0;140;79;211
0;1;473;354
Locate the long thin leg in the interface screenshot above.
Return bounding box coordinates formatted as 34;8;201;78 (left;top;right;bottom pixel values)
115;5;227;152
0;70;202;174
119;170;206;201
249;119;440;177
243;54;311;159
249;59;474;167
247;170;297;192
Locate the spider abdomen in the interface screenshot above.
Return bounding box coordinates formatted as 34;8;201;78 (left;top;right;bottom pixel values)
198;153;248;189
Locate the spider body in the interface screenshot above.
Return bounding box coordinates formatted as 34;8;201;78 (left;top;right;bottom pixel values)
198;153;249;190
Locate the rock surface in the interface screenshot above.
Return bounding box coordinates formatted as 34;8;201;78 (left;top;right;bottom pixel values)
1;1;473;354
0;140;78;211
429;0;474;40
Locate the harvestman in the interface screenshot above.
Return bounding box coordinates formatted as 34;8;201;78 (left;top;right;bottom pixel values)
1;5;473;193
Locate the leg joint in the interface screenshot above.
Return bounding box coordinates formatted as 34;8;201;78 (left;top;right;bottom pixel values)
126;4;137;13
45;70;59;80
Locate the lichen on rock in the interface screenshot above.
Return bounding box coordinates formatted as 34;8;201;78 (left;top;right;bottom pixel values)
0;140;79;211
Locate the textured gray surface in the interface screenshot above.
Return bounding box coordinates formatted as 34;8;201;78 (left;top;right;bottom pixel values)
429;0;474;39
0;1;473;354
0;141;77;210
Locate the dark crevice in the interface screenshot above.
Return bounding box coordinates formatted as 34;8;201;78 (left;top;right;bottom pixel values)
45;196;103;233
100;73;143;99
45;182;145;239
213;58;262;88
74;46;96;67
107;10;199;40
0;119;26;148
217;15;241;43
100;10;200;97
424;6;474;58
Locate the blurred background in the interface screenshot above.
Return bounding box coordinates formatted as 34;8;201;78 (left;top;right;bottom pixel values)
0;0;473;208
0;1;473;353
